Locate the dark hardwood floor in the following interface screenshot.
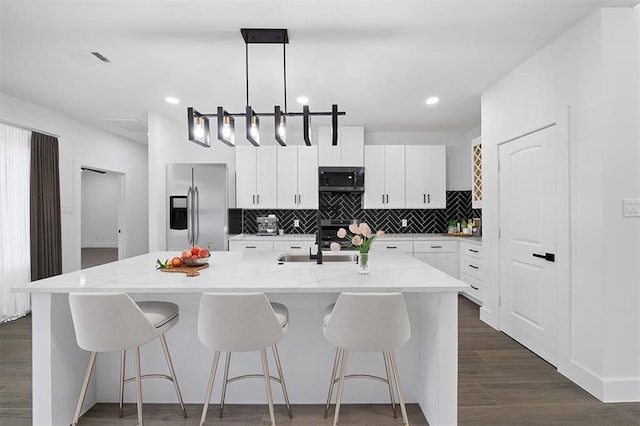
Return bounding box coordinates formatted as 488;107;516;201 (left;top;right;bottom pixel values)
81;247;118;269
1;296;638;425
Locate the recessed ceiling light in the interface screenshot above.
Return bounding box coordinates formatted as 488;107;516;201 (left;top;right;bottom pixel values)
297;96;309;105
425;97;439;105
165;96;180;105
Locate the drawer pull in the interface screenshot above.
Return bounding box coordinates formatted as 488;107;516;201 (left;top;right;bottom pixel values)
386;246;397;249
246;246;257;249
470;285;479;290
290;246;301;249
469;249;479;253
430;245;442;249
468;264;479;269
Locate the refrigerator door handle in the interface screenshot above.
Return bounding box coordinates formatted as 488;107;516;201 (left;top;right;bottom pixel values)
194;186;200;245
186;186;193;245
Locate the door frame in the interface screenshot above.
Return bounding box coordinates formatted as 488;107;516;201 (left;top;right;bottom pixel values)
496;108;572;368
74;160;127;270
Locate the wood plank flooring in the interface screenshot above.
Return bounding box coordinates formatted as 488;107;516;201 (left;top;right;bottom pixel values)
1;296;638;425
81;247;118;269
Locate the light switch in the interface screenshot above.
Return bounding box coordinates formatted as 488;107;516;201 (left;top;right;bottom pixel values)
401;219;408;227
294;219;300;227
623;199;640;217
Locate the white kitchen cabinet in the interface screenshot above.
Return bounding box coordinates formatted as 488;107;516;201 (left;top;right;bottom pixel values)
369;239;413;254
318;126;364;167
459;241;482;304
413;240;458;278
236;146;277;209
229;240;274;251
363;145;405;208
277;146;318;209
405;145;447;209
471;137;482;209
273;240;315;253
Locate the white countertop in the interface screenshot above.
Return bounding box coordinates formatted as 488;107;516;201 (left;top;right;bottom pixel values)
230;233;481;243
13;251;469;294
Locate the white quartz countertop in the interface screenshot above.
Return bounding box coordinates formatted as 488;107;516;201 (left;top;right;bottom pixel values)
229;233;481;243
13;251;469;294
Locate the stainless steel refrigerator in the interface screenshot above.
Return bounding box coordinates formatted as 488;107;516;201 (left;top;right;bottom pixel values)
166;163;228;251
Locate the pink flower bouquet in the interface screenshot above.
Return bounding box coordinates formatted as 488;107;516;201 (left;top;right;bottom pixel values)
330;222;384;254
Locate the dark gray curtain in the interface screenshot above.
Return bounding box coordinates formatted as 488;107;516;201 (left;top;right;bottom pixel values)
30;132;62;280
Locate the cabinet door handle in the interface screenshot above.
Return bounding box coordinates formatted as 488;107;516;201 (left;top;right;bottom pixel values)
468;264;479;269
298;194;301;204
257;194;260;204
423;194;426;203
252;194;256;204
386;194;389;203
430;245;442;249
469;249;479;253
427;193;431;204
382;194;385;204
470;285;479;290
246;246;257;249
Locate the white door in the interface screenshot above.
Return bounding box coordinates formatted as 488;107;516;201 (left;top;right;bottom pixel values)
499;125;558;365
363;146;386;208
255;146;277;208
426;145;446;208
235;146;257;208
277;146;298;209
384;145;405;208
405;145;428;208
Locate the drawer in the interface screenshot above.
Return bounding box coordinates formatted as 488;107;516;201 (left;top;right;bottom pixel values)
413;240;457;253
229;240;273;251
273;241;315;252
460;272;481;302
461;255;482;279
460;242;482;259
370;240;413;253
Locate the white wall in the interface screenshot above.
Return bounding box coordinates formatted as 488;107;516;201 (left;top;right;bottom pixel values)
81;171;120;248
0;93;149;273
481;8;639;402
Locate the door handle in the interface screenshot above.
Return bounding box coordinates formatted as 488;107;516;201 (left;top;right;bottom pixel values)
427;194;430;204
423;194;426;203
532;252;555;262
194;186;200;245
386;194;389;203
187;187;193;245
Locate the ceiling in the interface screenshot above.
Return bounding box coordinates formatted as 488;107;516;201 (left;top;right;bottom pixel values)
1;0;638;145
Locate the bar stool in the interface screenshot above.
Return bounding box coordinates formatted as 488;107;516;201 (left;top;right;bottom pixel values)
68;293;187;426
197;292;292;426
323;292;411;426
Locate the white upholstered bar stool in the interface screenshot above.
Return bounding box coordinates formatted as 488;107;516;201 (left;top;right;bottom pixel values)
68;293;187;426
323;292;411;426
197;292;292;426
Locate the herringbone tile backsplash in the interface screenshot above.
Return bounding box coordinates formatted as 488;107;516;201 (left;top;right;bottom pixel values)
241;191;481;235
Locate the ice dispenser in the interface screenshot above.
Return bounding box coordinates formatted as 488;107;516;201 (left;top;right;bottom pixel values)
169;195;188;230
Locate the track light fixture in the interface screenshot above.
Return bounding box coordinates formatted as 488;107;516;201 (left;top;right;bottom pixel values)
187;28;345;147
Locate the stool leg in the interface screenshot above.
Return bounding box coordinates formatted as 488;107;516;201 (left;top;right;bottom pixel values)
72;351;97;426
332;349;349;426
389;350;409;426
119;350;126;418
219;352;231;418
134;346;144;426
324;347;341;418
272;344;292;419
159;334;187;418
260;348;276;426
200;350;220;426
383;351;397;418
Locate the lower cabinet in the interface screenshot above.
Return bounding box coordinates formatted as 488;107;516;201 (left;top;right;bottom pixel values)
459;241;483;305
369;240;413;255
413;240;458;278
229;239;315;252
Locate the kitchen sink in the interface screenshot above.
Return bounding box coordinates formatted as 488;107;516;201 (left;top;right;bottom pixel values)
277;253;358;263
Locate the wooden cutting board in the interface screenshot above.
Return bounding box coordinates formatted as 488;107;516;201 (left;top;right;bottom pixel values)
160;263;209;277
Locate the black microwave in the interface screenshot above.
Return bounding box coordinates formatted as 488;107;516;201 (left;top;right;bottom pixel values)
318;167;365;192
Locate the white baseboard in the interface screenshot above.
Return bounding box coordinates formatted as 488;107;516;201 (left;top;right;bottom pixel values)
559;361;640;402
81;243;117;248
480;306;499;330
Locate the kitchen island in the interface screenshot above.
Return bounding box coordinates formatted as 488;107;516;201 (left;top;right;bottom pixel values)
13;250;468;426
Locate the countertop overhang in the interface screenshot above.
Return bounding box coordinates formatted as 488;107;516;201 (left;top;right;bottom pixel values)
13;251;469;294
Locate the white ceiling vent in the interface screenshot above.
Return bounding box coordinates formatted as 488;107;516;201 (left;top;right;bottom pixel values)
104;119;148;133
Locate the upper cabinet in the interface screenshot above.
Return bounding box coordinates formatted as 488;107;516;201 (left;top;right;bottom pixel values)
277;146;318;209
363;145;406;209
405;145;446;209
471;137;482;209
236;146;277;209
318;126;364;167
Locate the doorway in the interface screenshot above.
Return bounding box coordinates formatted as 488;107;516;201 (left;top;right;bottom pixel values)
80;167;124;269
498;123;560;366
